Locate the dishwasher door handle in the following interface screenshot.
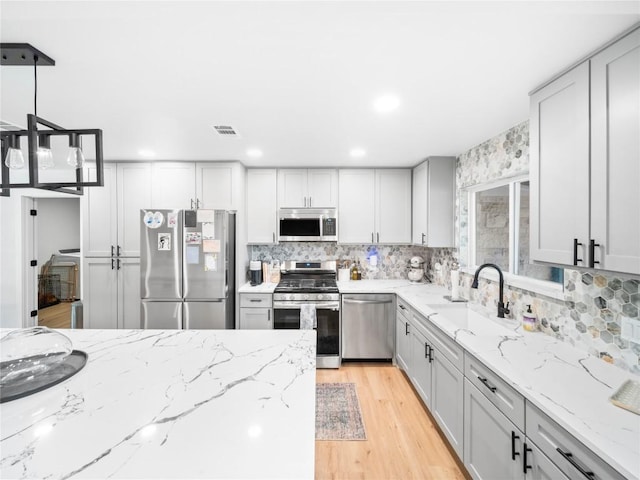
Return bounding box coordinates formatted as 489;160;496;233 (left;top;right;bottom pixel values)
343;299;393;305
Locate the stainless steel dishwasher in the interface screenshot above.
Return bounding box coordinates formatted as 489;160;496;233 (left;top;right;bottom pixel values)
341;294;395;360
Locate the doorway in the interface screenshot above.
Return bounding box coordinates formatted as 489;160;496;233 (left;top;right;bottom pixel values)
35;197;81;328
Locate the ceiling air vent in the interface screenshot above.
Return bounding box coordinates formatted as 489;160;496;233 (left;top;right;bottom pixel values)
212;125;241;138
0;119;24;131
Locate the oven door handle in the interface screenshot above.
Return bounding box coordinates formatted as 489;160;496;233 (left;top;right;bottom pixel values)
273;303;340;310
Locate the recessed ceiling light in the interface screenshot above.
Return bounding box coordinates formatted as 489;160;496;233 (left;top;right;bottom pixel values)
138;149;156;158
373;94;400;113
246;148;263;158
349;148;366;158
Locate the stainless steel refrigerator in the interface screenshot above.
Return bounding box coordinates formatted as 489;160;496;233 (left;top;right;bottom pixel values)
140;209;235;329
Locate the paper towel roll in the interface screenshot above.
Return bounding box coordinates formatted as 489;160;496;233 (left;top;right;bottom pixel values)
450;270;460;299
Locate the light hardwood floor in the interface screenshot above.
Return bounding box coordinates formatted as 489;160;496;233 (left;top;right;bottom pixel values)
316;362;468;480
39;302;72;329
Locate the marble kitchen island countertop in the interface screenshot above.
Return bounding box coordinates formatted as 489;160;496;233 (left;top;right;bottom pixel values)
0;329;316;480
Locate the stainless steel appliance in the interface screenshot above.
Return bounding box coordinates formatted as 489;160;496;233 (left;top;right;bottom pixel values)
273;261;340;368
140;209;235;329
278;208;337;242
341;294;395;360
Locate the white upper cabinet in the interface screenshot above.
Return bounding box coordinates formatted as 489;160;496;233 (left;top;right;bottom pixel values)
83;163;151;258
83;163;117;257
247;169;278;244
530;27;639;274
590;29;640;274
151;162;196;209
278;169;338;208
117;163;152;257
338;169;376;243
338;169;411;244
151;162;243;211
412;157;456;247
376;169;412;244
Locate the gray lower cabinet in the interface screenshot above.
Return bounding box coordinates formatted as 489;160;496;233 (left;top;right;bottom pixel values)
464;378;524;480
409;325;432;406
431;348;464;457
526;441;569;480
239;293;272;329
395;302;411;371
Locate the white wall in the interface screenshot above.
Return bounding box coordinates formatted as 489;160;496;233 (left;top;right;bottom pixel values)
37;198;80;266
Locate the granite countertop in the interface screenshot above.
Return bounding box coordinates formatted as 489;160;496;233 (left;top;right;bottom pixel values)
395;284;640;480
0;329;316;480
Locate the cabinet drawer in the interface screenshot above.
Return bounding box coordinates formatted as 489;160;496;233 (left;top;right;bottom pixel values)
465;354;525;431
526;402;626;480
426;321;464;372
240;294;273;308
397;297;411;322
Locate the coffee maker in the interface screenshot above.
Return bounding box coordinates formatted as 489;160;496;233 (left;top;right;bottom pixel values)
249;260;263;285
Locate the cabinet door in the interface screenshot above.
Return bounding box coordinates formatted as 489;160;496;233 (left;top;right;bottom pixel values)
83;163;117;257
278;169;307;207
247;169;277;244
395;314;411;371
119;257;141;329
426;157;456;247
591;29;640;274
338;169;375;243
240;308;272;329
376;169;411;243
412;161;428;245
530;62;590;266
151;162;195;209
117;163;151;257
526;442;569;480
431;350;464;458
409;325;432;408
307;169;338;207
196;163;234;210
464;379;523;480
83;257;118;329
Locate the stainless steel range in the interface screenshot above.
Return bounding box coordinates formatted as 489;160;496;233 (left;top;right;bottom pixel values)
273;261;340;368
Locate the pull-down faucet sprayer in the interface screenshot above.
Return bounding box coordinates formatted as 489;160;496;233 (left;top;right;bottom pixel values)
471;263;510;318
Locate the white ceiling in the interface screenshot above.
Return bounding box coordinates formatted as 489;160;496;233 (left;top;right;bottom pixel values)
1;1;638;167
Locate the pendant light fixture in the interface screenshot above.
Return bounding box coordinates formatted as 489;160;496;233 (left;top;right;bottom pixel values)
0;43;104;196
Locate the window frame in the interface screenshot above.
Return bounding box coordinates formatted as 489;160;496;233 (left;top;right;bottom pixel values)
463;174;564;300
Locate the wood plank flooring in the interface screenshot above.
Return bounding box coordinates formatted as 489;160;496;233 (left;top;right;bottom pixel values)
38;302;72;329
316;362;469;480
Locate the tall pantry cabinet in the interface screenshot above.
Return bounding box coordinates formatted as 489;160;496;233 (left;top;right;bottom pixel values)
530;27;640;274
82;163;151;329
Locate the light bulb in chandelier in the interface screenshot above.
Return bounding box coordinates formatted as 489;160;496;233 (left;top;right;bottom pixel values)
67;133;85;168
37;134;55;169
4;135;25;169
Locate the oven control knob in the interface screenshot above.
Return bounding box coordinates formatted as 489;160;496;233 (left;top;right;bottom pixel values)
304;294;309;300
317;294;324;300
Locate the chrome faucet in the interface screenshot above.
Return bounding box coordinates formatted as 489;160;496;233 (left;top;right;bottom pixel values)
471;263;510;318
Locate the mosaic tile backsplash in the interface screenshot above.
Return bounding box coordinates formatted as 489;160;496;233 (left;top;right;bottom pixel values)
249;243;432;280
453;120;640;374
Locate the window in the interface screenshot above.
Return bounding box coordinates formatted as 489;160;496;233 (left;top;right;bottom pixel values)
465;176;563;286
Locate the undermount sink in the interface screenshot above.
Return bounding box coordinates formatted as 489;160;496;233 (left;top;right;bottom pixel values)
425;303;519;336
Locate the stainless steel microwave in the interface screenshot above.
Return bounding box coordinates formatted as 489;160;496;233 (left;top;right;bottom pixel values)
278;208;338;242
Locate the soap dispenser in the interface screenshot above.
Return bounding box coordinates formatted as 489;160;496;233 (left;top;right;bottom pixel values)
522;304;538;332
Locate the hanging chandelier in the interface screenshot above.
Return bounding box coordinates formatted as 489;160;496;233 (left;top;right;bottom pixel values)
0;43;104;196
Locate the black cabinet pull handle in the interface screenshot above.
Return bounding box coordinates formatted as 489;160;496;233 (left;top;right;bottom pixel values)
424;343;429;358
477;376;497;393
111;258;115;270
377;232;380;243
399;304;407;311
557;448;595;479
421;233;426;245
427;344;433;363
117;245;121;256
111;245;115;257
523;443;532;474
511;431;520;461
573;238;583;265
589;239;601;268
405;322;409;336
117;258;121;270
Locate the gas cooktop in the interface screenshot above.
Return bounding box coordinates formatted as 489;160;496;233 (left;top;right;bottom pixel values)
274;278;338;293
274;260;338;293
